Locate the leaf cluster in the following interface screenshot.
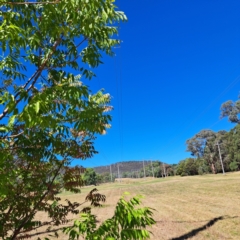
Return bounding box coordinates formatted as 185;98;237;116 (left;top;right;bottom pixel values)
63;194;156;240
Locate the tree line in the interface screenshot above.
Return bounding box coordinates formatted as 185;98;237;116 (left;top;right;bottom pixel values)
177;95;240;176
93;95;240;180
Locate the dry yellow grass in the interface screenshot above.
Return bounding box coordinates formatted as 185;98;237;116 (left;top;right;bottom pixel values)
30;172;240;239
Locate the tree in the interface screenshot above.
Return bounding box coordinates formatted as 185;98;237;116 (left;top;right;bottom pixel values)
186;130;227;174
220;97;240;123
97;172;113;183
176;160;185;176
83;168;98;186
176;158;198;176
196;158;211;175
0;0;127;238
229;161;239;171
122;171;129;178
224;124;240;171
219;94;240;171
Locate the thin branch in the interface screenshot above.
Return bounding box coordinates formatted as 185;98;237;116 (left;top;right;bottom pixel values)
1;1;60;5
0;36;63;121
2;145;41;150
1;131;24;139
11;160;66;240
0;35;86;121
46;37;87;70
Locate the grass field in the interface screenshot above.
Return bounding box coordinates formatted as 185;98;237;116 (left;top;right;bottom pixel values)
32;172;240;239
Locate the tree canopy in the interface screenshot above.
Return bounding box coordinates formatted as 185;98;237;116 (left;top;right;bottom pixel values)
220;97;240;123
183;93;240;175
0;0;127;238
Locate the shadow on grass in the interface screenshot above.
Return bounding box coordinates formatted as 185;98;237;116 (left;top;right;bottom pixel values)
23;215;240;239
25;218;101;238
170;215;239;240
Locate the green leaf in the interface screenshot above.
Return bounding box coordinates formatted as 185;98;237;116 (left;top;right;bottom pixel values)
0;126;7;132
35;101;40;114
8;115;16;127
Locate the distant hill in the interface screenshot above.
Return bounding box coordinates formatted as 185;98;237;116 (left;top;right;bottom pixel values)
94;160;161;175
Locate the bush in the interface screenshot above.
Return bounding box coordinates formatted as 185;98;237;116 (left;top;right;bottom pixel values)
229;161;239;171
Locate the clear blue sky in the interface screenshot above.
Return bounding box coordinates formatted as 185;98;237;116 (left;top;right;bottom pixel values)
76;0;240;168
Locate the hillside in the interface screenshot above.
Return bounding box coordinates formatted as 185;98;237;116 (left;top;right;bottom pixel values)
94;160;160;175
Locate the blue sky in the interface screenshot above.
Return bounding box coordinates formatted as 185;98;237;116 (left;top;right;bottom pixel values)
76;0;240;168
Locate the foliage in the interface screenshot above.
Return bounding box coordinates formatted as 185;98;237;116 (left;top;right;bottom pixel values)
182;93;240;176
224;124;240;171
186;130;227;174
220;97;240;123
196;159;211;175
176;158;210;176
0;0;127;239
178;124;240;176
98;172;114;183
63;194;156;240
83;168;98;186
229;161;238;171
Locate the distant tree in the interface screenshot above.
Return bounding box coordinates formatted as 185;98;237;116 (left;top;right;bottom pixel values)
96;174;103;184
122;171;129;178
220;97;240;123
176;161;185;176
100;172;113;183
184;158;198;175
171;164;178;175
186;130;227;174
229;161;238;171
218;95;240;171
132;171;139;178
224;124;240;171
83;168;98;186
196;158;211;175
176;159;197;176
165;164;174;176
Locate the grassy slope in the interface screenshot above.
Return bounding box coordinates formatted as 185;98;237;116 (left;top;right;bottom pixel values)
32;172;240;239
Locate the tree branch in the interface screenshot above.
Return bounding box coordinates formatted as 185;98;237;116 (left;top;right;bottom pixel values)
1;1;60;5
1;131;24;139
11;159;66;240
0;36;63;121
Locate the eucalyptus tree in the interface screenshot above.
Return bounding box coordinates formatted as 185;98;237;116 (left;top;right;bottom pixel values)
220;94;240;171
186;130;227;174
220;97;240;123
0;0;127;238
224;125;240;171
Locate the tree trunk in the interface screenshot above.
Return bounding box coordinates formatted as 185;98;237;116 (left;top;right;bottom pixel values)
208;154;217;174
211;163;216;174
